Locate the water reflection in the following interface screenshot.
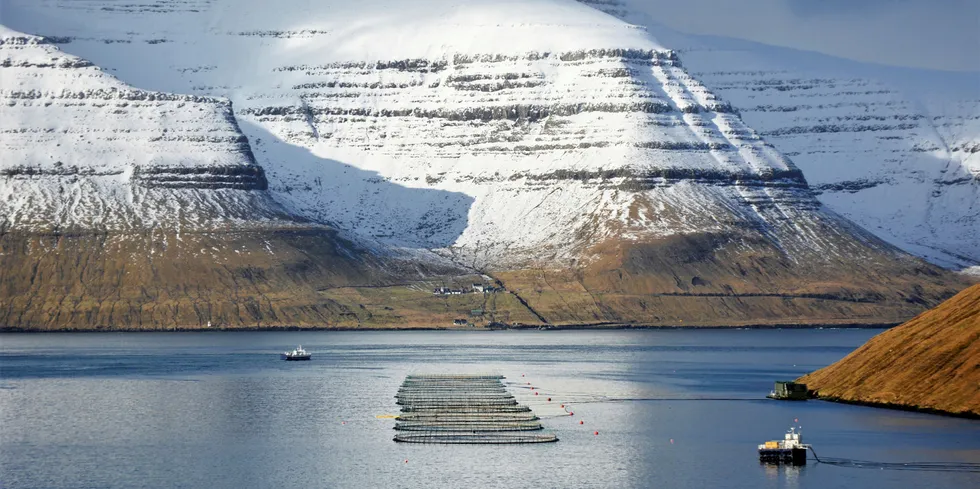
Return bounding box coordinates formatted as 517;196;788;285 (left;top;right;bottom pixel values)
762;463;804;488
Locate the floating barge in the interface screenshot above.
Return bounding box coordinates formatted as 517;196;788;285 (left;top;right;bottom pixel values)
767;381;809;401
392;374;557;444
758;427;810;465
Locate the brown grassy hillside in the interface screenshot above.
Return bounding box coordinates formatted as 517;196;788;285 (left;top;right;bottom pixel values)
799;284;980;417
0;223;972;330
493;232;971;327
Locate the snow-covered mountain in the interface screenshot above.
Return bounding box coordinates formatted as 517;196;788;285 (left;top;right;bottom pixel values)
0;25;289;232
0;0;972;329
3;0;975;268
590;0;980;269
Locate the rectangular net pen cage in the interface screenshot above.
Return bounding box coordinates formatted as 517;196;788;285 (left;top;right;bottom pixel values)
392;374;559;444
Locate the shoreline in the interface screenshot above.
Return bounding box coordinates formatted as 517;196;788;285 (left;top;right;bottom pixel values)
812;396;980;421
0;321;899;333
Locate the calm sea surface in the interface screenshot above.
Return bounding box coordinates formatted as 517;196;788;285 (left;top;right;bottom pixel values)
1;329;978;489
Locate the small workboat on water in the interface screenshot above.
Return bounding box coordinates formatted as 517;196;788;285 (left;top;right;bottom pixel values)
758;427;810;465
281;345;311;361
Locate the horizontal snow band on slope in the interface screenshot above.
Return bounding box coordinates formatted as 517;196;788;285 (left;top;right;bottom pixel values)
525;167;809;189
1;165;123;177
0;58;93;68
273;50;678;73
759;123;920;136
242;102;676;121
2;89;232;103
0;35;50;46
812;179;887;194
132;165;269;190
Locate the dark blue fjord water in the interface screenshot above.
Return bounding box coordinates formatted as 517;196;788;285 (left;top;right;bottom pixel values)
1;330;978;489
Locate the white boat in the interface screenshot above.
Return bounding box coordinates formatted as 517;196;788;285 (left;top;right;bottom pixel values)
281;345;311;361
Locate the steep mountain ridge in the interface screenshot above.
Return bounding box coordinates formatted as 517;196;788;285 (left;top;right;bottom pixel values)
0;1;971;329
0;25;286;232
589;0;980;269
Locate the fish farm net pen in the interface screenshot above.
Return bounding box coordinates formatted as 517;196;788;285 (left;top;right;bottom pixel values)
398;385;508;391
807;447;980;473
396;389;514;394
404;375;504;380
394;421;545;432
395;396;518;402
396;399;519;407
393;373;559;444
402;379;506;384
393;433;559;444
399;405;532;413
398;386;508;391
396;413;540;422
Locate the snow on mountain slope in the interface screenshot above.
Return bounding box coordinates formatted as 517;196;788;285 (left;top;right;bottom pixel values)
2;0;834;267
0;28;469;331
0;25;289;232
589;0;980;269
0;1;971;330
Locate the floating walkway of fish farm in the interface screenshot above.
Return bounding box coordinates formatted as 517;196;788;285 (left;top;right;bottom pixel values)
392;374;558;444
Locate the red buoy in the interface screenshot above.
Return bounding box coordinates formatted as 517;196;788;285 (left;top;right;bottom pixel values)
547;397;551;402
579;420;584;425
560;404;564;408
569;412;574;416
534;391;538;396
594;431;599;436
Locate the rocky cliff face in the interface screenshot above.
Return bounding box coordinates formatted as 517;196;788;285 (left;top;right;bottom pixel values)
0;1;972;329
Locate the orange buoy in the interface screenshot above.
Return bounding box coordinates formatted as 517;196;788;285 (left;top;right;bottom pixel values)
560;404;564;408
594;431;599;435
569;412;574;416
579;420;584;425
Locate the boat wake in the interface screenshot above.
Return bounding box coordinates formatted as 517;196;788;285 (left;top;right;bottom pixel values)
808;447;980;473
